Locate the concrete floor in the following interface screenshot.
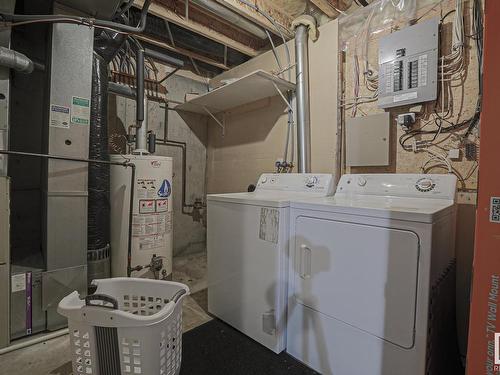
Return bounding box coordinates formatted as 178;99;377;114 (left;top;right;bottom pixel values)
0;252;210;375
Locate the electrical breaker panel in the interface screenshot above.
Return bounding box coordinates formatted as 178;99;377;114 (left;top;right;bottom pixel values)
378;17;439;109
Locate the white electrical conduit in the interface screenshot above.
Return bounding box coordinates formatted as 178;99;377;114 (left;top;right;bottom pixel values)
0;329;68;355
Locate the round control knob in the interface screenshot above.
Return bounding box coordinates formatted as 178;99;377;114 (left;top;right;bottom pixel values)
357;177;367;187
261;177;267;184
416;178;435;192
305;176;318;187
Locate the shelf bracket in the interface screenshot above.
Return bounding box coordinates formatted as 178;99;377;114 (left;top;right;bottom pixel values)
202;106;225;136
272;82;294;112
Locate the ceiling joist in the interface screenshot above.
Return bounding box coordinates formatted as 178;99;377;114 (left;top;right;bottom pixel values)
134;0;259;57
213;0;293;38
310;0;341;17
136;34;230;70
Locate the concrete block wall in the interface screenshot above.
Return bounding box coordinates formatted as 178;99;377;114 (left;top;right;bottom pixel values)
108;73;208;257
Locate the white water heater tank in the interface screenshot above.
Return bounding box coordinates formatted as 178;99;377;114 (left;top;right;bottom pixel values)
110;154;173;278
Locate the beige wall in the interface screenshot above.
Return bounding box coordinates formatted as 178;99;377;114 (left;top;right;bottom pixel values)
207;20;339;194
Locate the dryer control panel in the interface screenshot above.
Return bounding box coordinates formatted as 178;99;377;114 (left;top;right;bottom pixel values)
336;174;457;199
257;173;335;196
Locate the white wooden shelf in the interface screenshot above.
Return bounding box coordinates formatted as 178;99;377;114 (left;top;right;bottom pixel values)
175;70;295;116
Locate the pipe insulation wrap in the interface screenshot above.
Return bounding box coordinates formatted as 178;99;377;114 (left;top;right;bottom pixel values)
94;29;127;63
88;53;111;252
135;48;145;123
0;46;34;73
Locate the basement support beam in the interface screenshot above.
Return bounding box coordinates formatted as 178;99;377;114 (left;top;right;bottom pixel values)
134;0;259;57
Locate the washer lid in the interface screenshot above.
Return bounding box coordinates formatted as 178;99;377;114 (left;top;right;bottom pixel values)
208;191;324;208
208;173;335;208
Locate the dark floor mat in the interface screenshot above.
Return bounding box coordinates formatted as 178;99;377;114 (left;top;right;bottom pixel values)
181;319;319;375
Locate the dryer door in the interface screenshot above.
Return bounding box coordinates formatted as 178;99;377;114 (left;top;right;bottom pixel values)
292;217;419;348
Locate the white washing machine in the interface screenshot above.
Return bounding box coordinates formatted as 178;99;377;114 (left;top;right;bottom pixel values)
207;173;335;353
287;174;458;375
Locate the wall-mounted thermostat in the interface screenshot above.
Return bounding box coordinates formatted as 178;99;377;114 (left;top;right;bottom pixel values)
378;17;439;109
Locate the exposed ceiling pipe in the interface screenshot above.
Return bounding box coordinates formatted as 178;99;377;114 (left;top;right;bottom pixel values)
190;0;269;39
143;47;184;68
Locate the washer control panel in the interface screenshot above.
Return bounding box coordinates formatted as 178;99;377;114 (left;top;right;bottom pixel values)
257;173;335;196
415;177;436;192
336;174;456;199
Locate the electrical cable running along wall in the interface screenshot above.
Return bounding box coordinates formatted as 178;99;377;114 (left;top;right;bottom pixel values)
87;53;111;282
338;0;481;191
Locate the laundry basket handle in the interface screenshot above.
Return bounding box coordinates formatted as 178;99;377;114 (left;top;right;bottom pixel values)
85;294;119;310
172;289;187;303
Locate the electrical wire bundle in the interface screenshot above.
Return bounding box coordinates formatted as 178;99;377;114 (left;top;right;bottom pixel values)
465;0;483;137
341;7;378;116
438;0;465;82
397;0;482;185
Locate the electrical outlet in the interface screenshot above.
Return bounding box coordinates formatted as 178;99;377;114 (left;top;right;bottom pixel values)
397;113;416;130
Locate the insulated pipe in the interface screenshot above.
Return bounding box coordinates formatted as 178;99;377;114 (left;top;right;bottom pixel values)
190;0;268;39
144;48;184;68
294;24;312;173
135;47;145;123
108;82;136;98
0;46;34;73
88;53;111;282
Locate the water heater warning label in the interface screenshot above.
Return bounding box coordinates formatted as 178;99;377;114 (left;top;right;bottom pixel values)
138;234;167;251
139;200;155;214
137;179;157;199
156;199;168;212
132;212;171;238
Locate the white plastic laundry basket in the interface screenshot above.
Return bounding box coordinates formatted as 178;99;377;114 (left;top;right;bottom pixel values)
58;278;189;375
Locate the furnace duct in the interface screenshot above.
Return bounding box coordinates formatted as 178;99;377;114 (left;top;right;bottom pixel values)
87;52;111;282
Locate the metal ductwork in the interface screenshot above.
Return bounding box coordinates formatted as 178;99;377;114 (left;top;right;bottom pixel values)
293;15;317;173
88;53;111;282
0;46;34;74
190;0;268;39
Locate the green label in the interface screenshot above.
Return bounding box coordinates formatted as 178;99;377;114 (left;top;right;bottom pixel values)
71;96;91;125
72;97;89;107
71;117;89;125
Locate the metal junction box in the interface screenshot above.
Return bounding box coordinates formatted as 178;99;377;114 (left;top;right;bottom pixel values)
378;17;439;109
